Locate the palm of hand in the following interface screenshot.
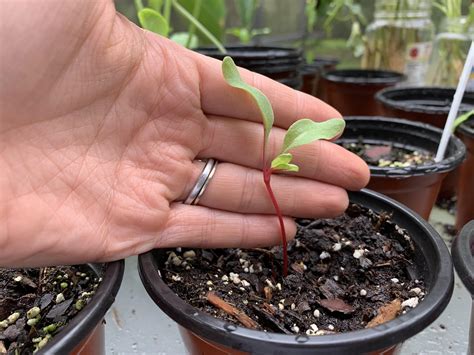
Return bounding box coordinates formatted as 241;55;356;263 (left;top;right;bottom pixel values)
0;2;369;266
1;2;210;265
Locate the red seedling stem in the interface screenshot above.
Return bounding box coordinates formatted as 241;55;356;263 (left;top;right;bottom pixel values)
262;167;288;277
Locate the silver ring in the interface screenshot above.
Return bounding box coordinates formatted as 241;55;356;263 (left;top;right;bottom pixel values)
184;159;218;205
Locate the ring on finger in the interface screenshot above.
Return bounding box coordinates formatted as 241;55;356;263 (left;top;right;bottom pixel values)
184;159;218;205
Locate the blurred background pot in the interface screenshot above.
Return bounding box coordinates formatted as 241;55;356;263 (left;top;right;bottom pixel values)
196;46;303;89
138;189;453;355
300;57;339;98
451;220;474;354
39;261;124;355
375;87;474;128
456;120;474;231
321;69;404;116
339;117;466;219
376;88;474;199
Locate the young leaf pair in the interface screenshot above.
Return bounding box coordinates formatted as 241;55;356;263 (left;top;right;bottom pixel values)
222;57;345;174
221;56;345;276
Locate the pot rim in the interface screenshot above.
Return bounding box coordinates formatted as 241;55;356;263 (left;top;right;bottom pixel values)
138;189;454;354
341;116;466;177
38;260;124;354
375;87;474;115
302;57;340;71
196;46;302;60
452;220;474;296
322;69;405;85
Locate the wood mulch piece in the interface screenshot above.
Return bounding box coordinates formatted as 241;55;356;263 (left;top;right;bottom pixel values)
162;203;426;335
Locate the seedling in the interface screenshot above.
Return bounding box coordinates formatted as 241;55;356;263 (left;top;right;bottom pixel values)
453;109;474;131
221;57;345;276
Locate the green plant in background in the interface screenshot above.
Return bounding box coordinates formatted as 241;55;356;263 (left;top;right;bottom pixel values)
323;0;366;58
361;0;435;74
226;0;270;44
453;109;474;131
303;0;366;63
134;0;226;52
426;0;474;86
222;56;344;276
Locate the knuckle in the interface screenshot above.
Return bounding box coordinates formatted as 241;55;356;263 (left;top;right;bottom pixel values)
237;169;257;211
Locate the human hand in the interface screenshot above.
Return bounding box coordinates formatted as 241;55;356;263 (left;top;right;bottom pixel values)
0;1;369;267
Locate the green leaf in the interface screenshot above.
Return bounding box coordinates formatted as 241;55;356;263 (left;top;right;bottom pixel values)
453;110;474;131
222;57;274;144
271;153;292;166
250;27;271;37
236;0;259;28
281;118;345;154
172;0;226;53
304;0;317;33
177;0;226;44
170;32;199;48
272;162;299;172
138;8;169;36
271;153;299;172
226;27;251;43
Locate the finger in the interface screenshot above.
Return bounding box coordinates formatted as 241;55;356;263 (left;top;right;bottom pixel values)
178;162;349;218
191;51;341;129
201;116;370;191
156;203;296;249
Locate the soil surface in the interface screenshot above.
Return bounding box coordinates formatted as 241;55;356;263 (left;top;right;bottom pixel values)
343;142;434;168
0;265;102;353
162;204;426;335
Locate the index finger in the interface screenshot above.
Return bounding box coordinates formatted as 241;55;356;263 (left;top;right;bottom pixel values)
192;51;341;129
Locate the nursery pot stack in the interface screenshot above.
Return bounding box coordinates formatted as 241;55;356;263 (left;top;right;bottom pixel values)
339;117;466;220
196;46;303;89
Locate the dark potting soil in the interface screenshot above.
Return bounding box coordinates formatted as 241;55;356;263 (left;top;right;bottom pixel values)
343;142;434;168
162;204;426;335
0;265;102;353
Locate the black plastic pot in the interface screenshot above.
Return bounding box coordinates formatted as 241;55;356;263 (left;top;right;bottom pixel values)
376;88;474;200
321;69;405;116
196;46;303;89
300;57;339;96
339;117;466;220
375;87;474;129
452;220;474;354
455;120;474;231
138;189;453;355
39;261;124;354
